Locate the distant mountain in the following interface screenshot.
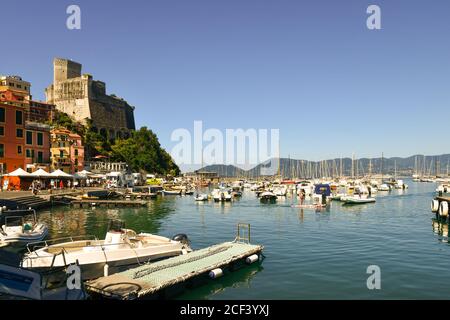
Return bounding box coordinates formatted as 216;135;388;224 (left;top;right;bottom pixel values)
198;154;450;178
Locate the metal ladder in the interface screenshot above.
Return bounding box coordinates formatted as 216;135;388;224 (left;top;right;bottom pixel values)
235;223;251;244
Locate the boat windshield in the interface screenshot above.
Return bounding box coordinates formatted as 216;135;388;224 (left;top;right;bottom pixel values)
107;220;125;232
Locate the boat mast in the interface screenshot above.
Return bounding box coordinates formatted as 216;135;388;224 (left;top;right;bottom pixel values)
351;153;355;179
394;160;397;180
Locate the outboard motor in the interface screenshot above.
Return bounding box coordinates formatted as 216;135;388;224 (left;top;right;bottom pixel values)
172;233;190;246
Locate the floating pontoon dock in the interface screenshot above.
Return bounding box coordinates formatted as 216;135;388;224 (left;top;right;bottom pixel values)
71;199;148;208
437;196;450;203
86;226;263;299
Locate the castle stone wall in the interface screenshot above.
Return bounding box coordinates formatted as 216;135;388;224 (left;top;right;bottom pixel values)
46;58;136;137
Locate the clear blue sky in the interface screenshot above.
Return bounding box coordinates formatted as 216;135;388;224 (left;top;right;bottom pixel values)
1;0;449;166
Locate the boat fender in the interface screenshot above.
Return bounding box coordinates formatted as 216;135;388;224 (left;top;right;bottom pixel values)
439;201;449;217
246;254;259;264
209;268;223;279
431;200;440;213
104;264;109;277
172;233;190;246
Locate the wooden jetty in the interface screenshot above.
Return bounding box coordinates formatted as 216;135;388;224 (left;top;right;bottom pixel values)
86;225;263;299
71;199;148;208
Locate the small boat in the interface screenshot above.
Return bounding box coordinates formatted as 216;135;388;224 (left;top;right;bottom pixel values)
162;189;181;196
0;210;48;245
211;189;232;202
273;186;287;197
231;191;242;198
21;220;192;280
184;190;195;195
330;194;345;201
260;191;277;203
378;184;391;192
194;194;209;201
342;196;376;204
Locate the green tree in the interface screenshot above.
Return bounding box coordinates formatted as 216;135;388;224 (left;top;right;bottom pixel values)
111;127;180;175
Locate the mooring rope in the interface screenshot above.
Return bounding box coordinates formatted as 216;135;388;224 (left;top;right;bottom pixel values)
132;244;233;279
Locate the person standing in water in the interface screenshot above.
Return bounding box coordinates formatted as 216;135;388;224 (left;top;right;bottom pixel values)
300;189;306;206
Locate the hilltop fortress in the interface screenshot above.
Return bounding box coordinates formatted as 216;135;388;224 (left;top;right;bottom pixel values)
45;58;135;140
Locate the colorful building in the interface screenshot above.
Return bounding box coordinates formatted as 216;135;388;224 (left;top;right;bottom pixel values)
0;76;53;174
50;128;84;174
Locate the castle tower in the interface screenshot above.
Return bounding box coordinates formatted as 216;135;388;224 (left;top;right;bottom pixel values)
46;58;136;142
53;58;82;83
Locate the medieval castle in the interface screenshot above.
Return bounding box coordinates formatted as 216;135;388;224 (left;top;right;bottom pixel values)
45;58;136;140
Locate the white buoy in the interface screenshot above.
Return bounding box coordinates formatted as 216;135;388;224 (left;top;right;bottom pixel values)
209;268;223;279
439;201;449;217
104;264;109;277
431;200;440;213
246;254;259;264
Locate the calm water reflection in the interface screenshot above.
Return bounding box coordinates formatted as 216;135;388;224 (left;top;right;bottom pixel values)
4;180;450;299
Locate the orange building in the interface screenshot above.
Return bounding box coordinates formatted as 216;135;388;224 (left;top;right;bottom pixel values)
0;76;53;174
50;128;84;174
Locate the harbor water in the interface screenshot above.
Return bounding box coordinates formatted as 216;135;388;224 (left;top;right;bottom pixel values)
6;180;450;299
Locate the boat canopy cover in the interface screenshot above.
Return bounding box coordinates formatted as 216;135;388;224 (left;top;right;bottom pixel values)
314;184;331;196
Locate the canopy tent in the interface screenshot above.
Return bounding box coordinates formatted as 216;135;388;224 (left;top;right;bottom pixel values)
73;170;94;178
1;168;32;191
5;168;31;177
30;169;52;179
50;169;73;179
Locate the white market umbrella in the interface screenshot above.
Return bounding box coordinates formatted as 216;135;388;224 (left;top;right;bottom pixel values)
30;169;52;178
6;168;31;177
78;170;94;176
50;169;73;179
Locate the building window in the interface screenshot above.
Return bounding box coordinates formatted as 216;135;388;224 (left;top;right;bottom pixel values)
17;146;22;155
0;144;4;157
59;150;64;158
26;131;33;145
37;151;43;163
16;110;23;125
0;108;4;122
37;132;43;146
0;126;3;136
16;128;23;138
26;149;35;159
75;149;78;156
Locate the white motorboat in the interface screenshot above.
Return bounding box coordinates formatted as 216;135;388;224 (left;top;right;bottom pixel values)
162;189;181;195
260;191;277;203
211;189;232;202
272;185;287;197
394;179;408;190
297;181;314;197
1;210;48;245
342;195;376;204
194;193;209;201
21;220;191;280
378;184;391;192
